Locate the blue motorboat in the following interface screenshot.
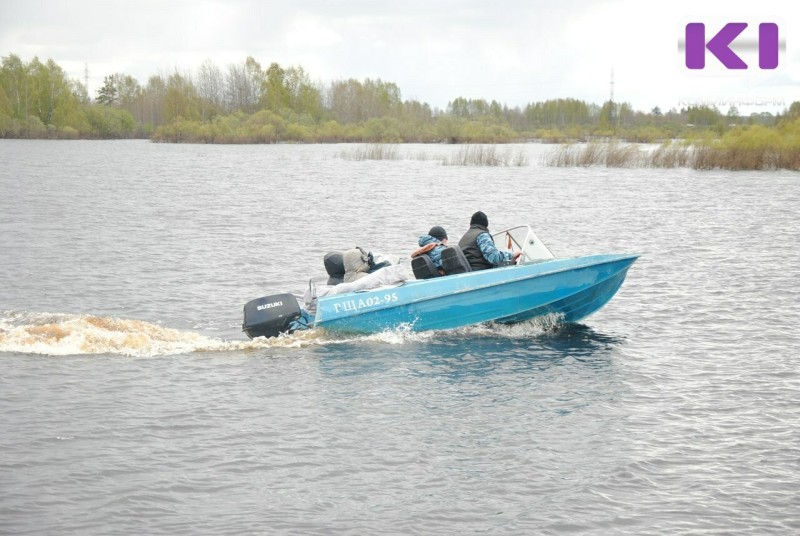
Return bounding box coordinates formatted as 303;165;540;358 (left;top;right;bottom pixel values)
242;226;638;338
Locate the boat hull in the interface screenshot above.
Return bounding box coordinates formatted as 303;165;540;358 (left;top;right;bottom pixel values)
313;254;638;334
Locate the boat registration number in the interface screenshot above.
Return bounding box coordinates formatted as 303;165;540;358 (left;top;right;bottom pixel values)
331;292;399;313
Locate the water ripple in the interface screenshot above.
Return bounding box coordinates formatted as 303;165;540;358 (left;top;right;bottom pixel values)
1;141;798;535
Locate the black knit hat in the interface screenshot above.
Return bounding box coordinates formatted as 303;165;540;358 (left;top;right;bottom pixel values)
428;226;448;241
470;211;489;227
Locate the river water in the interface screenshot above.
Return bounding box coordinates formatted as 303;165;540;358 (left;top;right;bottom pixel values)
1;139;798;535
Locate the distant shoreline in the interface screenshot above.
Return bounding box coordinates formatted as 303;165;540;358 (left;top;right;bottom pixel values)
2;53;798;170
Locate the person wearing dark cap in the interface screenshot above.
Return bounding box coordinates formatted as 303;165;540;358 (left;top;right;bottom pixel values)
458;211;519;270
411;225;449;271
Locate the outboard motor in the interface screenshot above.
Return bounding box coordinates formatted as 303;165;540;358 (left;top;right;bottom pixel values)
242;293;302;339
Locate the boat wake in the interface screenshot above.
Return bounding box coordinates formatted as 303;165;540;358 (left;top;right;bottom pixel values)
0;311;281;357
0;310;568;358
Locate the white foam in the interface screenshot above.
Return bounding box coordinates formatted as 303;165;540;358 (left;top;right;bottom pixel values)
0;310;566;357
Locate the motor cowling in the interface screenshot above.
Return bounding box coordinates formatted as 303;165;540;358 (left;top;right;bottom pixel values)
242;293;302;339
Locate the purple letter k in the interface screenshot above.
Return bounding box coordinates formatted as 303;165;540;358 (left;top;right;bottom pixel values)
686;23;748;69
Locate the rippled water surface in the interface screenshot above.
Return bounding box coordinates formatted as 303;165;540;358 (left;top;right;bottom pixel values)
1;140;799;535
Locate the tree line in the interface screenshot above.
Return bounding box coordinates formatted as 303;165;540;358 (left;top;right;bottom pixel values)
1;53;798;143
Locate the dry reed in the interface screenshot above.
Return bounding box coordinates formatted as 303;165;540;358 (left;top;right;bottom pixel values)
339;144;400;161
546;142;800;170
442;145;529;166
545;142;642;167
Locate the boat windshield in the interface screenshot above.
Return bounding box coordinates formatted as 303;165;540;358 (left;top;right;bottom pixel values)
492;225;555;263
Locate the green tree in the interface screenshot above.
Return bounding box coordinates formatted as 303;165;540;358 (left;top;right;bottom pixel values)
523;98;590;128
726;106;740;124
243;56;263;112
28;58;66;125
164;71;199;125
261;62;291;113
294;79;324;121
617;102;635;127
260;64;323;120
363;79;401;118
117;75;142;110
0;84;13;134
96;75;119;105
0;54;31;120
448;97;471;118
85;105;134;138
327;78;364;123
784;101;800;120
142;75;166;131
685;105;722;126
284;66;323;120
599;100;617;130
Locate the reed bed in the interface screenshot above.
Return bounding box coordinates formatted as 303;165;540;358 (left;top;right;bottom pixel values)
647;143;693;168
546;142;643;168
339;144;400;161
545;141;800;170
338;143;531;166
692;146;800;170
339;140;800;170
441;145;529;166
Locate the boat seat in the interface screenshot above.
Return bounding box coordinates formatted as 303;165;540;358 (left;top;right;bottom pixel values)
440;245;473;275
323;252;345;285
411;254;441;280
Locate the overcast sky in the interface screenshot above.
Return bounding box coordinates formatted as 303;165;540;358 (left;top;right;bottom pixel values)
1;0;796;114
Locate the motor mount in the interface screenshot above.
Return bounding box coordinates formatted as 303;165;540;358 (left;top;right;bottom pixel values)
242;293;302;339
